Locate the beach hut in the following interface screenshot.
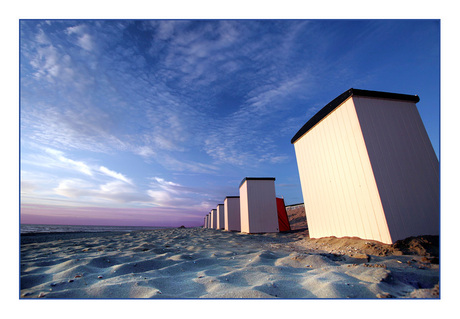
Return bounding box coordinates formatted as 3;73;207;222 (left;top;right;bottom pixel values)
224;196;241;232
276;197;291;232
291;88;440;244
216;204;225;229
207;213;211;228
211;209;217;229
239;177;279;233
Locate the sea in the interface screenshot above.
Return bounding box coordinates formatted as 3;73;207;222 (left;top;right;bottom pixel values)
20;224;168;234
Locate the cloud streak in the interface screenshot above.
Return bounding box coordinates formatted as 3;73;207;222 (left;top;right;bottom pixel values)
21;20;315;171
147;177;211;209
54;179;149;204
99;166;132;185
21;147;153;206
20;20;320;223
44;148;93;176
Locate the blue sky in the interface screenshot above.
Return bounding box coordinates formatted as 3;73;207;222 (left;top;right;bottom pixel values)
20;19;440;227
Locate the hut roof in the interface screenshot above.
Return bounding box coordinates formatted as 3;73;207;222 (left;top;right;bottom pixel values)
239;177;276;188
291;88;420;144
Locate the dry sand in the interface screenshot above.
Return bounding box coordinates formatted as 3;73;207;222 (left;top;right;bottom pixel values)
20;227;439;299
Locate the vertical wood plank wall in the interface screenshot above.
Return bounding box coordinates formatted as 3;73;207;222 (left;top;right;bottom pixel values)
224;197;241;231
217;204;225;229
354;97;440;242
294;97;392;244
211;209;217;229
240;179;279;233
239;182;250;233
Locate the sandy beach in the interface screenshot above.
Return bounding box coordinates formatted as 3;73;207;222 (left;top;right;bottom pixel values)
20;226;439;299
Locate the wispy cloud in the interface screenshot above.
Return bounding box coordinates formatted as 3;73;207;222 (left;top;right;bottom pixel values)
147;177;211;209
159;155;219;174
21;20;316;216
21;21;214;172
22;147;217;210
53;178;150;204
65;24;94;51
21;147;151;206
202;74;303;167
99;166;132;185
153;21;315;167
45;148;93;176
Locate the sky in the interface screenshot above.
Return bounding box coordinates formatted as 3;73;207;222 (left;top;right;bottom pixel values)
19;19;440;227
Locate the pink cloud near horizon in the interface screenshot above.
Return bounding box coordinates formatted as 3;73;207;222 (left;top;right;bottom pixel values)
20;203;204;227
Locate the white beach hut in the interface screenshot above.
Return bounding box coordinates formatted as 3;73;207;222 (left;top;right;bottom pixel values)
291;88;440;244
211;209;217;229
216;204;225;230
207;213;211;228
239;177;279;233
224;196;241;232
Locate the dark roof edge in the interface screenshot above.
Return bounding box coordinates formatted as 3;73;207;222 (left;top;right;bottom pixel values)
352;88;419;103
290;88;420;144
225;196;240;199
239;177;276;188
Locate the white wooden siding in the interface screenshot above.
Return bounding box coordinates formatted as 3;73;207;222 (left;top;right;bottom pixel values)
224;197;241;231
239;182;250;233
211;209;217;229
217;204;225;229
294;97;392;244
239;179;279;233
354;96;439;242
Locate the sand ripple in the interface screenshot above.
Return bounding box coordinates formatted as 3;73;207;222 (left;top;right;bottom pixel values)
20;228;439;298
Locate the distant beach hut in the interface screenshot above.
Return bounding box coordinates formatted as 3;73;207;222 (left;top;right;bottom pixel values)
216;204;225;229
211;209;217;229
207;213;211;228
276;197;291;232
239;177;279;233
224;196;241;231
205;214;210;228
291;88;440;244
203;216;206;228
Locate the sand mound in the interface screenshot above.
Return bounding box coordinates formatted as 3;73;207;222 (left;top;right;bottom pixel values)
297;235;439;261
286;204;307;230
